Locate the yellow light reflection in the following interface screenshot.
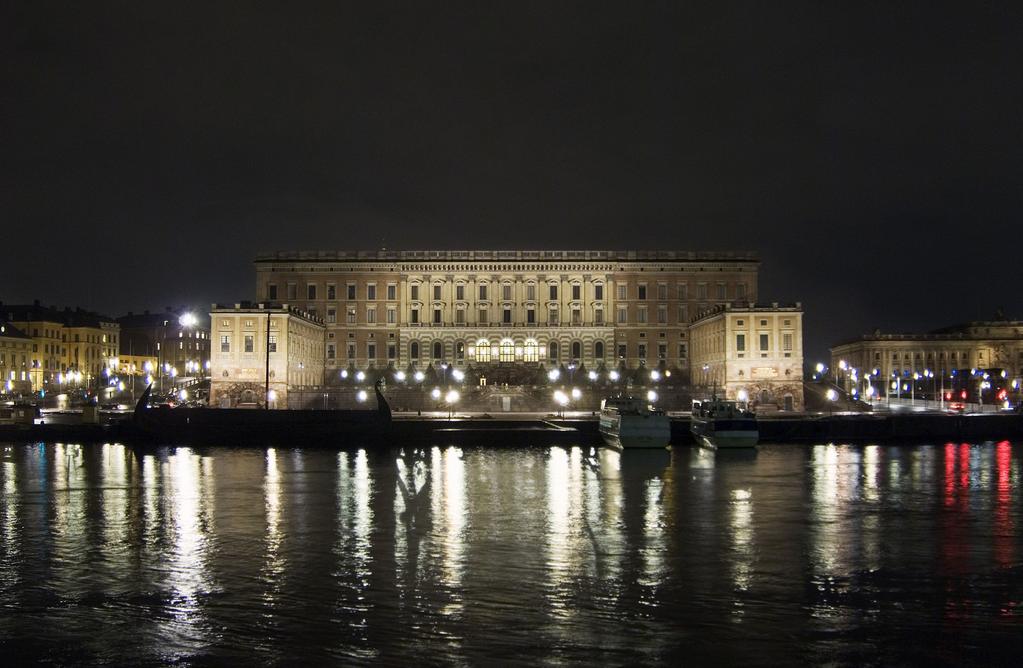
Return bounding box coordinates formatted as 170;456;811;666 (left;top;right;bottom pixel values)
263;447;285;602
730;488;754;606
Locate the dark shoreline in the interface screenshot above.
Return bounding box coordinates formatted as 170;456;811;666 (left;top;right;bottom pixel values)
1;412;1021;447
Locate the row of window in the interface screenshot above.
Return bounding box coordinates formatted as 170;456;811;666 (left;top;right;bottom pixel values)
324;339;689;363
220;334;278;354
735;333;795;356
270;281;749;303
311;303;705;326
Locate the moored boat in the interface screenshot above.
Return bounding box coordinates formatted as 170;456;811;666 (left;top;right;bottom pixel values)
690;396;758;449
599;395;671;449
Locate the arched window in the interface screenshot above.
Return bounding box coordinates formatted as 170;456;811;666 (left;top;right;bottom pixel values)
432;341;443;360
571;341;582;360
475;338;491;363
524;339;539;362
549;341;559;361
410;341;419;360
500;338;515;362
594;341;604;360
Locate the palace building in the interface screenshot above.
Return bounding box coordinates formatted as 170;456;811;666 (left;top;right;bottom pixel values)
253;250;760;384
830;319;1023;381
689;303;805;411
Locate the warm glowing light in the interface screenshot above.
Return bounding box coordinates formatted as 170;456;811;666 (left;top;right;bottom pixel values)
647;390;658;402
414;371;425;382
356;389;368;402
571;387;581;399
431;387;441;400
826;389;837;401
452;369;465;381
838;360;847;370
445;389;460;404
179;389;188;401
553;390;569;406
609;370;620;381
815;362;825;373
588;370;597;381
650;370;660;381
737;389;748;402
395;370;406;382
356;371;366;381
267;389;277;402
548;369;560;381
179;313;197;327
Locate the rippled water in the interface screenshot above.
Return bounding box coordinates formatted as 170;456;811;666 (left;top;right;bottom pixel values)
0;441;1020;666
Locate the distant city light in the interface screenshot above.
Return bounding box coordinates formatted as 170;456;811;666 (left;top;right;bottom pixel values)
445;389;460;404
609;370;620;381
340;369;349;378
395;371;406;382
553;390;568;406
588;371;598;381
355;371;365;381
431;387;441;400
548;369;560;381
650;370;660;381
414;371;425;382
356;390;368;402
571;387;581;399
179;313;197;327
647;390;658;402
452;369;465;381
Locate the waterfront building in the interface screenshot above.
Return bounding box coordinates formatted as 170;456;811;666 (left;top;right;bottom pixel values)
1;301;119;392
117;308;210;380
209;302;325;408
61;309;120;386
0;322;34;394
688;303;804;412
253;250;759;384
830;318;1023;397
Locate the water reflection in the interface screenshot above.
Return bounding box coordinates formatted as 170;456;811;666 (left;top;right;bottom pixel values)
0;441;1018;665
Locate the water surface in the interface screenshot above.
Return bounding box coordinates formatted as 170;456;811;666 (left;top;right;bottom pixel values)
0;441;1020;665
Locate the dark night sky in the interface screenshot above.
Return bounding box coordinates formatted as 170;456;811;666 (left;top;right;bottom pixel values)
3;1;1021;362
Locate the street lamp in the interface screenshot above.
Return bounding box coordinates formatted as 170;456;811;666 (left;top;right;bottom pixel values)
553;389;569;417
444;389;459;419
826;388;837;415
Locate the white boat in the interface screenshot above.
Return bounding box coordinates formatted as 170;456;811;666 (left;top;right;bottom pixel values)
690;397;759;449
599;396;671;449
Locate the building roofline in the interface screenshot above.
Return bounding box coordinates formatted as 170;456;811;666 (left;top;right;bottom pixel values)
210;302;324;325
254;249;760;263
690;301;803;324
0;323;32;340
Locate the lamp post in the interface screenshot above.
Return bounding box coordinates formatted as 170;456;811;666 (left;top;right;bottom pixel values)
445;389;459;419
826;388;837;415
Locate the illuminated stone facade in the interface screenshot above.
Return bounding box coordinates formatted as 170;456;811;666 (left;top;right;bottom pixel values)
0;322;34;394
254;250;759;383
689;303;804;412
209;303;325;408
1;302;120;392
830;320;1023;382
